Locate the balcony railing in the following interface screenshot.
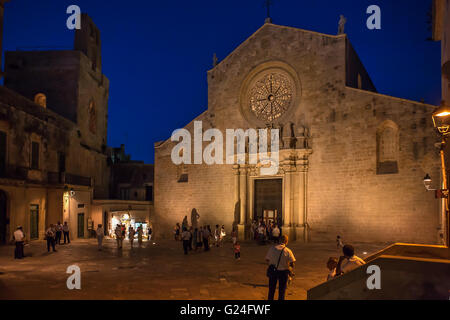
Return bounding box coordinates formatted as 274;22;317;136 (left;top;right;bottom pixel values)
0;166;92;187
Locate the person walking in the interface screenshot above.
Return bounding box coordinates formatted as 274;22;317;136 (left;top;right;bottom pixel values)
148;225;153;241
272;224;280;244
63;221;70;244
137;226;143;247
13;226;25;259
219;225;226;247
196;227;203;251
55;221;63;245
96;224;104;251
233;241;241;260
115;224;123;249
45;224;57;253
214;225;220;247
182;216;188;230
202;225;210;251
174;223;181;241
188;226;193;251
265;235;296;300
129;226;136;248
181;227;191;255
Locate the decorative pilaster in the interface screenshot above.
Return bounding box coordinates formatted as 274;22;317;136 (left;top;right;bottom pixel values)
238;165;247;240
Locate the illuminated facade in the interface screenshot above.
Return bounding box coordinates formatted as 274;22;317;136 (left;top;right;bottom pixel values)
154;23;442;244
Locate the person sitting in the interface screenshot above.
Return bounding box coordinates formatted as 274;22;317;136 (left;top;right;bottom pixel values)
326;257;338;280
336;244;365;276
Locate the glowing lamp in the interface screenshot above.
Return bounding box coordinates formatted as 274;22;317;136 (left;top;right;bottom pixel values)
423;174;432;191
432;101;450;136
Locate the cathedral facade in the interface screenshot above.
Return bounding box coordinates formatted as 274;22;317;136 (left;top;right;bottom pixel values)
154;23;443;244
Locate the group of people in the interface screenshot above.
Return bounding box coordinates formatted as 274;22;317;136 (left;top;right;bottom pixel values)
252;219;281;245
176;223;230;255
12;222;71;259
264;234;366;300
113;224;152;249
325;238;365;281
44;222;71;253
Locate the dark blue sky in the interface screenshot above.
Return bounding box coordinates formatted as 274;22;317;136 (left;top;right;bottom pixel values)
3;0;442;163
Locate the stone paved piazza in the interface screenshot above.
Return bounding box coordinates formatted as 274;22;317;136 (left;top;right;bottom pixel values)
0;238;387;300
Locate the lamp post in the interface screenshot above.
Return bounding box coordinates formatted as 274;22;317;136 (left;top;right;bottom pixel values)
430;101;450;247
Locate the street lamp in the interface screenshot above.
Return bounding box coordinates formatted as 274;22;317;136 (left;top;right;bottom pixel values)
431;100;450;247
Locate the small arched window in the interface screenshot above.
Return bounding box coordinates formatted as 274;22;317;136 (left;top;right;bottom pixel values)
34;93;47;108
377;120;399;174
88;100;97;134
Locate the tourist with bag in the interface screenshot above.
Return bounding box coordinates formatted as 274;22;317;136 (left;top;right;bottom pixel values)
265;235;296;300
45;224;57;253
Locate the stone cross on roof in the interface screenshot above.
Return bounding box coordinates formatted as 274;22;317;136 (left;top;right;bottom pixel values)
264;0;273;23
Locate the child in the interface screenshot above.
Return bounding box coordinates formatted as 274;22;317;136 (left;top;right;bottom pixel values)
233;241;241;260
327;257;338;281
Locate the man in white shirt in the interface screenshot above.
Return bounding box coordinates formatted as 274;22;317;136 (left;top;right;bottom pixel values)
13;226;25;259
336;244;365;275
265;235;296;300
181;227;191;255
62;221;70;244
272;225;280;243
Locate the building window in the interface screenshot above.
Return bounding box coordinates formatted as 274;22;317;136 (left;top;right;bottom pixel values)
88;100;97;134
120;188;130;200
31;142;40;170
145;186;153;201
377;120;399;174
0;131;6;177
357;74;362;89
58;152;66;173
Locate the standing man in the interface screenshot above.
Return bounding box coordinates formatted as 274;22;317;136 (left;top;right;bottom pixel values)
115;224;123;249
181;227;191;255
202;225;210;251
147;225;153;241
129;226;136;248
96;224;104;251
13;226;25;259
63;221;70;244
45;224;57;253
272;224;280;244
55;221;63;245
265;235;296;300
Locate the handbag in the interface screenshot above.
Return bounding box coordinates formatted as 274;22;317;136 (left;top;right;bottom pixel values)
266;247;285;277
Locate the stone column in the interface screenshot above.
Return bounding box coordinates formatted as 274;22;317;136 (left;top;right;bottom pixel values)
295;160;306;242
282;164;294;240
238;166;247;240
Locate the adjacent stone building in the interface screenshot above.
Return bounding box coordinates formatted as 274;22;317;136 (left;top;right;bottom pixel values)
0;11;152;243
154;22;442;244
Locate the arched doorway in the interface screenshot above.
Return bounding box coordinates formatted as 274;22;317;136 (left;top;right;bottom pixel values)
0;190;8;244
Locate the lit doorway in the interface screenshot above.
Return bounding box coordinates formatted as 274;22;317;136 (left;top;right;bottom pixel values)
254;179;282;227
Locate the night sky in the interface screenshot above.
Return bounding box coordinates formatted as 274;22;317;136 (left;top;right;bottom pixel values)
2;0;442;163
